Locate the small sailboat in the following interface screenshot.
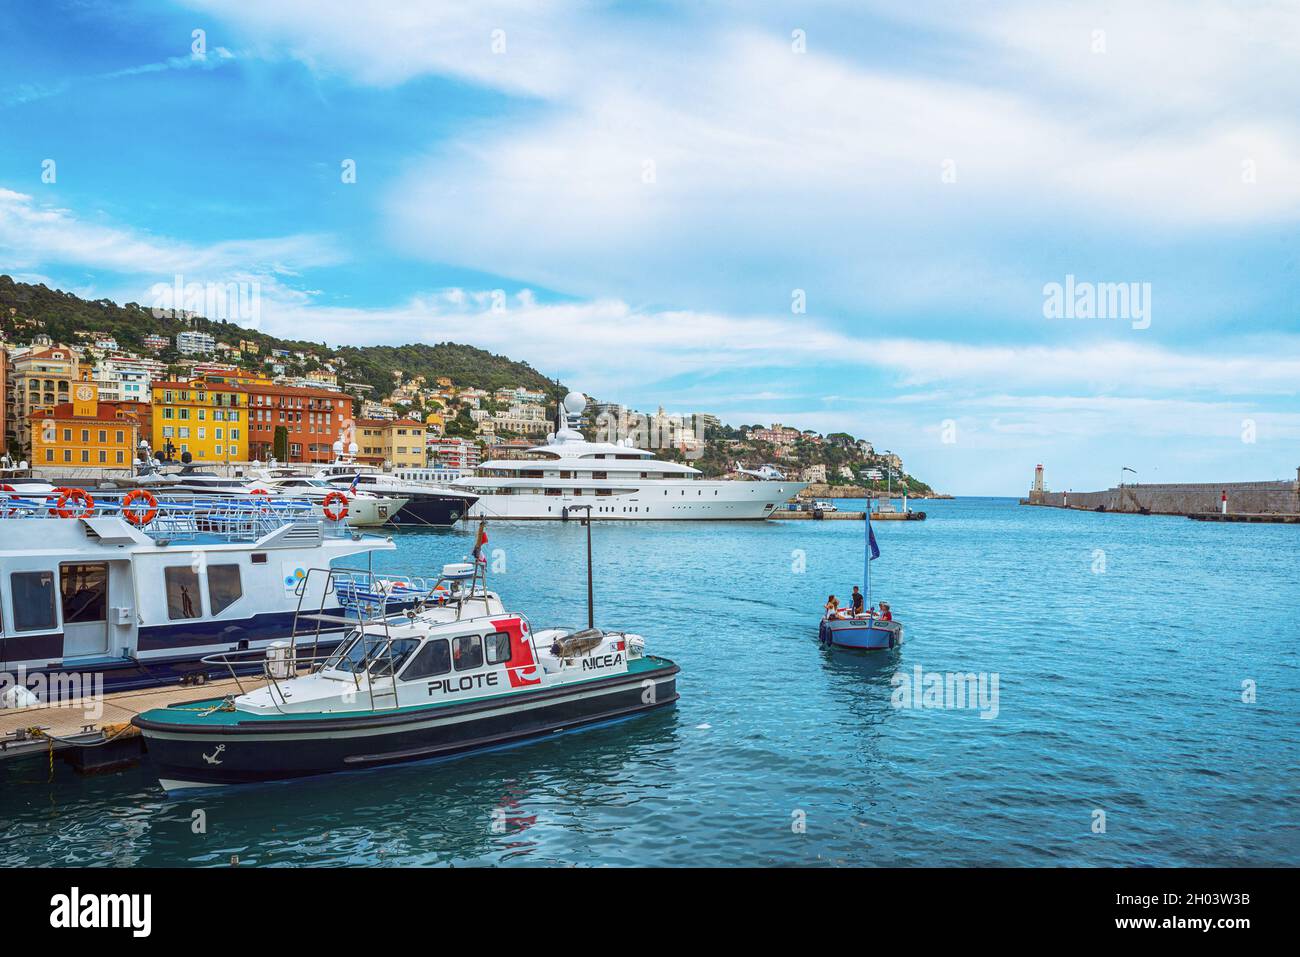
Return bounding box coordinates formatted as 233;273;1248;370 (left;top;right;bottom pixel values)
818;504;903;651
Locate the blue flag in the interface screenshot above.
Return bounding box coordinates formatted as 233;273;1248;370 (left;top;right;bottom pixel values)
868;522;880;561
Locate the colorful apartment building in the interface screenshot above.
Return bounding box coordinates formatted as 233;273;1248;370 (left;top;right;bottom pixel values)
7;344;80;455
428;436;482;470
30;383;143;469
245;382;352;464
356;418;426;468
151;379;247;462
0;345;7;455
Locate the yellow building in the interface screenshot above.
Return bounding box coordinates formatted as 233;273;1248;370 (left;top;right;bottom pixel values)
152;379;247;462
30;383;142;469
356;417;426;468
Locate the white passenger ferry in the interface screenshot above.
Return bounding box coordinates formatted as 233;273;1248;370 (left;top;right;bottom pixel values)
450;394;806;520
0;488;396;695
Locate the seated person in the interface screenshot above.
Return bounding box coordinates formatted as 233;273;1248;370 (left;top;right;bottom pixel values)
824;595;840;619
879;601;893;621
850;586;864;616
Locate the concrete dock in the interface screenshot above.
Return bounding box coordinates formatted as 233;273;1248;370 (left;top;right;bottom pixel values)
1022;471;1300;517
1186;512;1300;523
0;676;266;770
771;510;926;521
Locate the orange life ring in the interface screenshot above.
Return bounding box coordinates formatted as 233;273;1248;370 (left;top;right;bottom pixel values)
121;488;159;526
0;483;18;517
56;487;95;519
247;488;273;513
321;490;349;522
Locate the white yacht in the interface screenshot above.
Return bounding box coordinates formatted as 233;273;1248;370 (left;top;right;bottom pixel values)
258;475;408;528
451;393;806;520
312;443;478;528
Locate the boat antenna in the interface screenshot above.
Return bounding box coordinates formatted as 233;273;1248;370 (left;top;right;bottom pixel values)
570;504;595;629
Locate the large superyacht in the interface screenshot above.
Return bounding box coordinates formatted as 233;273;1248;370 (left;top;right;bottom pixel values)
450;393;806;520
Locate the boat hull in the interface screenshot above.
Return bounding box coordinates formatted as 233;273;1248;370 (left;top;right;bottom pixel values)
819;617;902;650
387;493;475;528
459;480;807;521
136;660;679;790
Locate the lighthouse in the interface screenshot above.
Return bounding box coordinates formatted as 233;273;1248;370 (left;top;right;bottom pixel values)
1029;464;1047;503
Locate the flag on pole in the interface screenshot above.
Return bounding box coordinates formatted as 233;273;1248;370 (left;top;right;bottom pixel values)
868;522;880;560
348;473;360;495
472;520;489;564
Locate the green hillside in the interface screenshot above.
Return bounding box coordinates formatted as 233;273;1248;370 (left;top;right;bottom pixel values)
0;275;562;401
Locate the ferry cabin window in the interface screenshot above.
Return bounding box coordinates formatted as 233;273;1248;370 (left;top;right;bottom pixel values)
164;567;202;620
207;564;243;615
400;638;451;680
485;631;512;665
61;563;107;624
368;638;421;677
11;571;58;632
452;634;484;670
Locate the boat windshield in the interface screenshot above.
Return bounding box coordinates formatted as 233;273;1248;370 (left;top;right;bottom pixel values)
326;632;421;676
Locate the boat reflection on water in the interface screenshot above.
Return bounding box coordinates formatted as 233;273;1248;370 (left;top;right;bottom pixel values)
131;705;681;866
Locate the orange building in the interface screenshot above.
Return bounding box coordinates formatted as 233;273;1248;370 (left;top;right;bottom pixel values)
244;382;353;464
30;383;143;469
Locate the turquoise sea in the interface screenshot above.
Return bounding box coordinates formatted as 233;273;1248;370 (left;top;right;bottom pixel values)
2;498;1297;866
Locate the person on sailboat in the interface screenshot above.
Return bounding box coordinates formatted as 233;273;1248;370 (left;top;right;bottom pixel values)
850;586;864;616
879;601;892;621
824;595;841;619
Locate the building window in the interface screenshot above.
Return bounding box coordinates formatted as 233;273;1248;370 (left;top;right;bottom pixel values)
207;564;243;614
164;567;202;620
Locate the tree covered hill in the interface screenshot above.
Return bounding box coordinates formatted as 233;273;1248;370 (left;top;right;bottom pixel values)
0;275;562;400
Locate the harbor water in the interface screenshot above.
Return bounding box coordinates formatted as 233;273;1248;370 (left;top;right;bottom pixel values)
2;498;1296;866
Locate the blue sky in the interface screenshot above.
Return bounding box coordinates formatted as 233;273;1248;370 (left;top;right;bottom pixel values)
2;0;1298;494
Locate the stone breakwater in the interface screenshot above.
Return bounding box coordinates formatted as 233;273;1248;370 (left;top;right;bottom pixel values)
1022;472;1300;516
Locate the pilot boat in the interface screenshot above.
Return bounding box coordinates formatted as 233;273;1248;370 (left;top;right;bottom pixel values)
133;547;680;791
818;507;903;651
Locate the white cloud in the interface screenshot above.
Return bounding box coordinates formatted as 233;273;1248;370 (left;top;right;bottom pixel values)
0;187;343;278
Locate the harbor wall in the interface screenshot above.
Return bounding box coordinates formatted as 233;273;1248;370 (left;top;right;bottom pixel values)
1024;475;1300;515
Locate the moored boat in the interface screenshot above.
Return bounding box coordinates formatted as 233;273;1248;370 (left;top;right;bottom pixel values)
0;485;399;695
133;540;679;791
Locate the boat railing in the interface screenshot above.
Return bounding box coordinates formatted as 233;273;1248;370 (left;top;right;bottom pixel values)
0;490;353;543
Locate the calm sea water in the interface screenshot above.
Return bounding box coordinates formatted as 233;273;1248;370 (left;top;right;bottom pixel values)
3;498;1297;867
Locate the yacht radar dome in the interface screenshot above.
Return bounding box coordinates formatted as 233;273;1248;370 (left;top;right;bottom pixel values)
563;392;587;415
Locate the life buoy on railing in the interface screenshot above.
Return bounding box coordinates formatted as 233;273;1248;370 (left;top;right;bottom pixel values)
321;490;349;522
46;486;70;516
55;487;95;519
247;488;273;513
121;488;159;526
0;483;18;518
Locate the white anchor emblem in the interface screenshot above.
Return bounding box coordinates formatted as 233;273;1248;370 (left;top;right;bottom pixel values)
202;744;226;765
